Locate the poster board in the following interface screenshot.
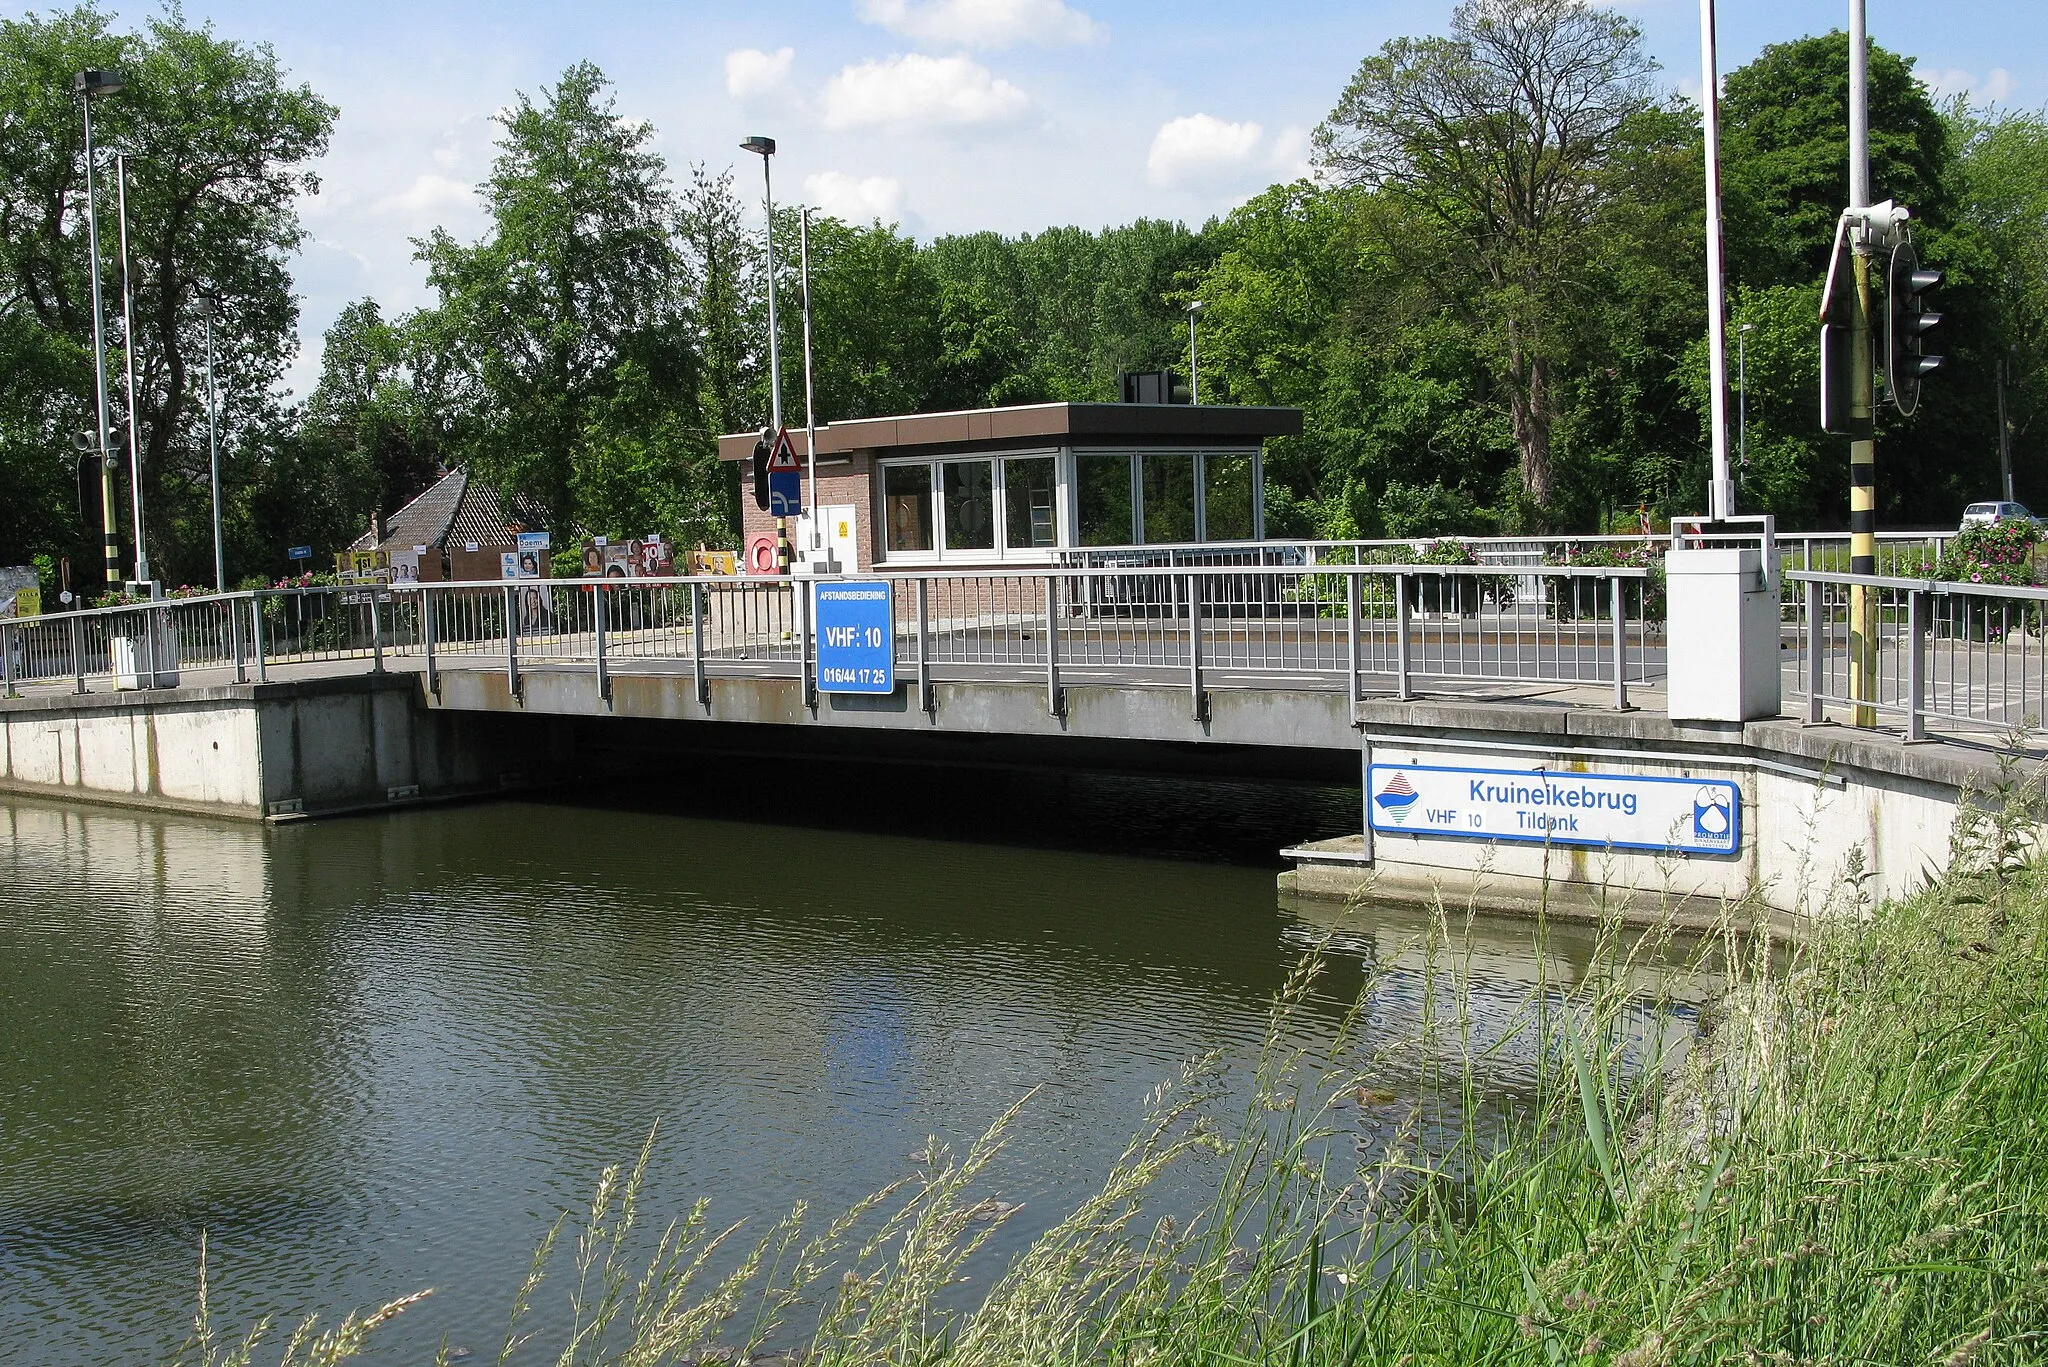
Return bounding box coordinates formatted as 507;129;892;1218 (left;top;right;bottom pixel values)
0;566;40;619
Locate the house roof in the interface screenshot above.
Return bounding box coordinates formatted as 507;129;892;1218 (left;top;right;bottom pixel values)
347;466;553;553
716;401;1302;463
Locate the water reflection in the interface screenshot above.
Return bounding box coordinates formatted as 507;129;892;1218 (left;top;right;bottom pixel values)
0;778;1704;1364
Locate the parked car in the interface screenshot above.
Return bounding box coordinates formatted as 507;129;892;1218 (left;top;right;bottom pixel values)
1959;501;2036;530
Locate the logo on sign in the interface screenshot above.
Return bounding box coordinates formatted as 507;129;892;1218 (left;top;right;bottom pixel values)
1693;787;1733;841
1375;772;1418;825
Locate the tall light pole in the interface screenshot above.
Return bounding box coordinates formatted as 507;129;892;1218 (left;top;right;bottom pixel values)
1187;300;1205;404
741;135;789;574
1737;321;1754;481
196;291;225;591
75;68;124;594
741;135;782;433
1698;0;1734;522
115;150;150;589
800;206;821;565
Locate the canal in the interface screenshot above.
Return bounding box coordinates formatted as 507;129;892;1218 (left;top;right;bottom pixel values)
0;763;1684;1363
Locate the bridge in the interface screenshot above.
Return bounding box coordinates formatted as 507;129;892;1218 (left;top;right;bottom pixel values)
5;532;2040;922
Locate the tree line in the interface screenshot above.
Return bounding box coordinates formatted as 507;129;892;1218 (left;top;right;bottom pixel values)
4;0;2047;590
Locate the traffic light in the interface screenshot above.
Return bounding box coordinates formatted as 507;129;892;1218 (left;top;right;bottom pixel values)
1887;238;1942;416
750;429;771;510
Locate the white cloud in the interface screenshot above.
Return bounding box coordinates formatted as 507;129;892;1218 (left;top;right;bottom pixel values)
1924;66;2013;104
1267;125;1312;179
1146;113;1265;188
725;46;796;101
370;172;475;220
819;52;1030;132
855;0;1103;49
806;171;907;224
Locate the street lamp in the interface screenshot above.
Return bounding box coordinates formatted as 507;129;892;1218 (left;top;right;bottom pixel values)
740;135;782;433
195;291;225;591
1737;321;1754;484
1187;300;1206;404
75;68;124;593
115;150;150;590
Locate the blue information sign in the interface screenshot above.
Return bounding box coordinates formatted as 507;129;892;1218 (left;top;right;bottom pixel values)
288;545;313;561
815;581;894;694
1368;762;1740;855
768;469;803;517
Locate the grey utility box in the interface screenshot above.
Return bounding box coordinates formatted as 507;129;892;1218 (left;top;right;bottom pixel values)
1665;547;1781;722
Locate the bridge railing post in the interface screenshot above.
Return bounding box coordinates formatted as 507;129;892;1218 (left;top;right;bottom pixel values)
1187;571;1207;722
1609;574;1629;712
1345;571;1361;704
504;583;520;700
691;581;707;707
798;579;815;711
230;594;247;684
421;588;439;695
70;612;85;693
370;590;385;674
1906;587;1927;743
1394;572;1412;701
1044;574;1064;718
593;580;611;702
251;593;269;683
3;622;16;698
916;577;932;715
1803;578;1824;723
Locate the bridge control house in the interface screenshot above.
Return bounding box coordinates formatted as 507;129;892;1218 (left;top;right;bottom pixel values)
719;390;1303;573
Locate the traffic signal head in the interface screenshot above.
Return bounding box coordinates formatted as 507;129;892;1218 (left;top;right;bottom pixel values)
750;430;771;510
1887;239;1943;417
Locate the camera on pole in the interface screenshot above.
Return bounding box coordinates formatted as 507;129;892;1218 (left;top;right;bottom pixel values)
1886;237;1942;417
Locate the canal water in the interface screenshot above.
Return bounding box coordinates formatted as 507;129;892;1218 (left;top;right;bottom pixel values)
0;766;1684;1364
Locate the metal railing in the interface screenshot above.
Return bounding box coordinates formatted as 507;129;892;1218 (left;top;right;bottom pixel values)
2;563;1658;713
1787;569;2048;741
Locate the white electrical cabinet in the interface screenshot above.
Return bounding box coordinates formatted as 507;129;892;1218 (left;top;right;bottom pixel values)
795;505;859;576
1665;547;1780;722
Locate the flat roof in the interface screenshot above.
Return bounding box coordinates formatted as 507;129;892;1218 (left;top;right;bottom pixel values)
716;401;1302;462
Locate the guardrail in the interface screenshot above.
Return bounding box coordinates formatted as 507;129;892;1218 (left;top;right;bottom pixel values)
2;563;1659;714
1787;569;2048;741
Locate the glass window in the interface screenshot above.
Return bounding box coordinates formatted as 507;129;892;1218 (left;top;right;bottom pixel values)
1141;453;1196;544
1077;454;1134;546
1004;457;1058;551
1202;453;1255;541
943;460;996;551
883;463;934;553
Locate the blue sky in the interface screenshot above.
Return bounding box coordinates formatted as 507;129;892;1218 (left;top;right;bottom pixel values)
26;0;2043;396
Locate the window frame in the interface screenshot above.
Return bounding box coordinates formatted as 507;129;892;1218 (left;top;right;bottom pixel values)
874;447;1067;564
1067;446;1266;547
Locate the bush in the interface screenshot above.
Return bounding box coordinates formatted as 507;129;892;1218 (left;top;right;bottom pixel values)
1544;539;1666;621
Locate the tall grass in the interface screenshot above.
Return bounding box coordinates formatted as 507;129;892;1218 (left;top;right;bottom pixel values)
171;794;2048;1367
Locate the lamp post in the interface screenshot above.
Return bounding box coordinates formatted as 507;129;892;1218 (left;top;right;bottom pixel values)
1737;321;1754;484
196;291;224;591
115;150;150;589
800;206;821;566
740;135;782;433
1187;300;1205;404
75;68;124;593
741;134;789;574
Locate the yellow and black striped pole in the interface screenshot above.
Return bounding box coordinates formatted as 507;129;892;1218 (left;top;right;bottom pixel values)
98;449;121;593
1848;240;1878;727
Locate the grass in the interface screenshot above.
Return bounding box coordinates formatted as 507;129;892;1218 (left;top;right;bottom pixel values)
169;785;2048;1367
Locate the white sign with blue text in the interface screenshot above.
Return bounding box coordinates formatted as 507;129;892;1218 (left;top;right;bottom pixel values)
815;581;895;694
1368;762;1740;855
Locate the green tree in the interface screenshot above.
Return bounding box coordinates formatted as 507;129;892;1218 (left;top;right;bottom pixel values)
0;4;334;585
1315;0;1657;523
417;61;703;538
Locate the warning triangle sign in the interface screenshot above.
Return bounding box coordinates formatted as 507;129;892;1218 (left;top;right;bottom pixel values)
766;427;801;472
